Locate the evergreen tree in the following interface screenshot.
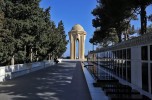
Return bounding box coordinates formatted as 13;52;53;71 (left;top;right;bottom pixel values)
3;0;36;63
149;14;152;21
136;0;152;34
55;20;68;57
123;24;135;40
37;7;63;60
1;0;67;64
146;24;152;34
90;0;138;44
0;0;14;65
0;0;4;29
3;0;51;63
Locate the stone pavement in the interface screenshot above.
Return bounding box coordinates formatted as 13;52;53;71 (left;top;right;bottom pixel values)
0;61;91;100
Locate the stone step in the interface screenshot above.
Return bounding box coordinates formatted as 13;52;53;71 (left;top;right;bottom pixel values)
94;82;131;89
104;88;139;95
96;79;119;83
102;84;132;90
109;94;150;100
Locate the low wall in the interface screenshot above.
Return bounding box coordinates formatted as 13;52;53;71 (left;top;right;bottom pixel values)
61;59;87;61
0;67;5;82
0;60;54;82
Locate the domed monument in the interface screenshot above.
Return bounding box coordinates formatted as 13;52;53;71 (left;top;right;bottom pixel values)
68;24;86;59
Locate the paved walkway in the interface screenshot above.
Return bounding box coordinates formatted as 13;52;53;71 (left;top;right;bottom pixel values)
0;61;91;100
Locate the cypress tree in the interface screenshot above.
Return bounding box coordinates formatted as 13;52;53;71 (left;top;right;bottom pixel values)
1;0;68;64
0;0;14;65
3;0;47;63
56;20;68;57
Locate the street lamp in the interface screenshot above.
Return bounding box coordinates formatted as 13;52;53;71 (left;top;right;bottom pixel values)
33;42;39;62
29;43;33;62
25;42;33;63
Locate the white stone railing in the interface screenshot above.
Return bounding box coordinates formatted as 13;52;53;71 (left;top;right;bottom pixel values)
0;60;54;82
0;67;5;82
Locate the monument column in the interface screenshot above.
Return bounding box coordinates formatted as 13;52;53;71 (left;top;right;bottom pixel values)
70;34;74;59
74;38;76;59
79;35;84;59
81;36;84;59
79;39;81;59
82;35;86;59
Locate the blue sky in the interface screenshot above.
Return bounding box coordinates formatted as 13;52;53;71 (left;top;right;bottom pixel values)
40;0;97;56
40;0;152;56
131;5;152;28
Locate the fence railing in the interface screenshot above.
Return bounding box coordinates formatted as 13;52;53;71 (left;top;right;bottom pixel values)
0;60;54;82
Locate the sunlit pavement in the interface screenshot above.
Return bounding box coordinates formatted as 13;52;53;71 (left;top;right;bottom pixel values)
0;61;91;100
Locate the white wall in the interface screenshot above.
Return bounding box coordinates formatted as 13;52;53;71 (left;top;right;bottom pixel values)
0;60;54;82
0;67;5;82
131;46;142;88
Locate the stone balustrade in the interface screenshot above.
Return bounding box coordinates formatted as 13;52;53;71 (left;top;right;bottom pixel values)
0;60;54;82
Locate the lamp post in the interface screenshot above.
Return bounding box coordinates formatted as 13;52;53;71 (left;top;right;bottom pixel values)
35;48;38;61
34;42;39;62
11;55;14;65
93;43;94;51
29;43;33;62
11;32;15;65
97;53;99;78
24;45;26;63
48;53;51;61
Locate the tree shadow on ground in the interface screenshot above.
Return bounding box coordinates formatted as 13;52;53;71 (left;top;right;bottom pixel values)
0;62;77;100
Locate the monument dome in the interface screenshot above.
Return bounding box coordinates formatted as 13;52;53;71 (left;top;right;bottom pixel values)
71;24;84;31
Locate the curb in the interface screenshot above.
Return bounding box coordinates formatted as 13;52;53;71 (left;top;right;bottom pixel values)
81;62;108;100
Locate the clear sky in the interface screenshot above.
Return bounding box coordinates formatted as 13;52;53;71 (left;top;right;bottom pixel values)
40;0;97;57
131;5;152;29
40;0;152;57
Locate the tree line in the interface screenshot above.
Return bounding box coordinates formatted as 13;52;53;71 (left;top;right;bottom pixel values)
0;0;68;66
90;0;152;47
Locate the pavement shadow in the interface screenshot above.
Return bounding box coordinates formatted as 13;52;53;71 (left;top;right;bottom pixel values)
0;62;76;100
